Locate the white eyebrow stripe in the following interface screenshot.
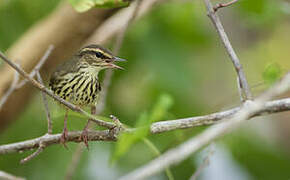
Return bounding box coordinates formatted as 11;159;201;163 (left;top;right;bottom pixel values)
81;48;112;58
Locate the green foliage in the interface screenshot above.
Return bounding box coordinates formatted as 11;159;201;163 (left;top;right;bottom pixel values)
111;94;173;162
262;63;282;85
236;0;282;28
68;0;129;12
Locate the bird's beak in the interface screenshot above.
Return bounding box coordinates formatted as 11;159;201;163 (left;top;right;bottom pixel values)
107;63;124;70
114;56;127;62
105;56;126;70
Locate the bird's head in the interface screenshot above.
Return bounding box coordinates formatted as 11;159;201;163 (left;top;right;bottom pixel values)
78;44;126;70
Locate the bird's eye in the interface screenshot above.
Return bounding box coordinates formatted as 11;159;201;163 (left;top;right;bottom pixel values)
95;52;103;58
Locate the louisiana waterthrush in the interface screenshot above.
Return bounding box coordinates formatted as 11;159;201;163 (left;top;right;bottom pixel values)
49;44;125;146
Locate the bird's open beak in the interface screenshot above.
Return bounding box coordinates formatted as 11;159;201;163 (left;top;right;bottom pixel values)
105;56;126;70
114;57;127;62
107;63;124;70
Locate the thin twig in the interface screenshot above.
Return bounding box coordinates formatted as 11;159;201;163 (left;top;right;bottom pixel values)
0;70;19;110
119;73;290;180
36;72;52;134
0;51;115;129
0;45;53;110
190;144;215;180
20;142;45;164
16;45;54;88
236;76;244;102
213;0;238;12
204;0;252;101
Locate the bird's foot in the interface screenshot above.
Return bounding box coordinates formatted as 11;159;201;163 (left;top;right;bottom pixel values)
60;127;69;149
79;127;89;149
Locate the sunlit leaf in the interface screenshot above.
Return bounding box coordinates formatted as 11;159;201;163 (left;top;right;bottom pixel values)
68;0;129;12
263;63;282;85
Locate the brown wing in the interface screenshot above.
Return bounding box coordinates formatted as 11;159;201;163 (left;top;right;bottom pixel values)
49;55;80;87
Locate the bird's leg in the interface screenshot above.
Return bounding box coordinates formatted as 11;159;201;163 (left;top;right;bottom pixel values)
60;108;69;148
79;119;91;149
79;106;95;149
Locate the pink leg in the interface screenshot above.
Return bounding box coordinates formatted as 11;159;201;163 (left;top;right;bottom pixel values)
79;119;91;149
79;106;95;149
60;109;69;148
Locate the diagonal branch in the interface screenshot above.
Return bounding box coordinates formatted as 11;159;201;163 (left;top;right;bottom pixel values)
213;0;238;12
0;45;53;111
204;0;252;101
0;70;19;109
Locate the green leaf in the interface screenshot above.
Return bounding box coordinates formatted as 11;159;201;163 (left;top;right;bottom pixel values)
263;63;282;85
68;0;129;12
149;94;174;123
111;93;174;163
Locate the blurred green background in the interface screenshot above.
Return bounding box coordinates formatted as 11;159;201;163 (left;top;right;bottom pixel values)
0;0;290;179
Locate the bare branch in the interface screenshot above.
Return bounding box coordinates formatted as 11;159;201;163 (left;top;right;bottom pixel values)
0;70;19;109
20;142;45;164
0;97;289;155
204;0;252;100
0;170;25;180
190;144;215;180
213;0;238;12
236;76;244;102
36;72;52;134
0;51;115;129
151;97;290;133
119;73;290;180
0;130;116;155
16;45;54;89
0;45;53;111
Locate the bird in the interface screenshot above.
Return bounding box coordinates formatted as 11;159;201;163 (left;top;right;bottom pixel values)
49;44;126;147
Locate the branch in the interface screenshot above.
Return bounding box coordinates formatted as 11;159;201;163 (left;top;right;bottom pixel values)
0;45;53;111
0;97;289;155
213;0;238;12
190;144;215;180
20;142;45;164
204;0;251;101
150;97;290;133
119;72;290;180
0;130;116;154
0;70;19;109
0;170;25;180
36;71;52;134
